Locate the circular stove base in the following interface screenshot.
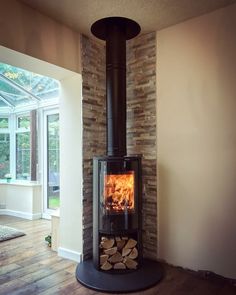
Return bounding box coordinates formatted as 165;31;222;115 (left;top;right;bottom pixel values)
76;258;164;293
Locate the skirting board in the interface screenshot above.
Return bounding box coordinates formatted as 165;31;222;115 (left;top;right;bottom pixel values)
58;247;82;263
0;209;42;220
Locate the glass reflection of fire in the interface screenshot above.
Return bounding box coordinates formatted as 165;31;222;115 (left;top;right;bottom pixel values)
104;172;134;212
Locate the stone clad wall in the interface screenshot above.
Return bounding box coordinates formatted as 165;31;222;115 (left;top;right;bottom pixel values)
81;32;157;260
127;32;157;259
81;35;106;259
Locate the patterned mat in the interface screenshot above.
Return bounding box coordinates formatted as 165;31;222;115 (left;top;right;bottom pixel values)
0;225;26;242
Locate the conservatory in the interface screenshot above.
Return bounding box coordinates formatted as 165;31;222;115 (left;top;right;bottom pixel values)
0;62;60;219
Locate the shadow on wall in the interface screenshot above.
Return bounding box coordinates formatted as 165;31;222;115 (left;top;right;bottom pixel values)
158;156;236;279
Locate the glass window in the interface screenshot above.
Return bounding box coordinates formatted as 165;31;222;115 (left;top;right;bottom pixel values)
47;113;60;209
0;133;10;179
17;115;30;129
0;62;60;107
16;132;30;180
0;117;9;129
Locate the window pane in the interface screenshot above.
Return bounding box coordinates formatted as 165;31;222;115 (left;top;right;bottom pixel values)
0;133;10;178
0;118;9;129
16;132;30;179
17;115;30;129
0;79;31;107
0;62;60;103
47;113;60;209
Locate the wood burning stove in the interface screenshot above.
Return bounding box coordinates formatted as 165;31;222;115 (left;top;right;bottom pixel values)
76;16;163;293
93;155;142;271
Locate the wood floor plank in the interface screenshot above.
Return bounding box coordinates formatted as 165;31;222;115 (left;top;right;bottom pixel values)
0;278;29;295
0;263;21;276
20;260;74;284
0;262;46;285
9;270;74;295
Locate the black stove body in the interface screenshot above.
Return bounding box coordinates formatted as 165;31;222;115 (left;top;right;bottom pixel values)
91;17;142;272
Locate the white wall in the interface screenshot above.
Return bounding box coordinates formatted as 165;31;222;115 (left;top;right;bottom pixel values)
0;185;7;208
157;4;236;279
0;183;42;219
59;74;83;261
0;0;81;73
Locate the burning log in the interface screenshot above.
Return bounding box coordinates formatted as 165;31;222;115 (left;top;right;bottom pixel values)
104;173;135;211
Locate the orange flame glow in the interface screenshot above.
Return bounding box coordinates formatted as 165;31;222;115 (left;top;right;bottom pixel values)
104;172;134;212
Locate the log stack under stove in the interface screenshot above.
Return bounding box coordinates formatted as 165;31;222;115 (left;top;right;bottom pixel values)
100;237;138;270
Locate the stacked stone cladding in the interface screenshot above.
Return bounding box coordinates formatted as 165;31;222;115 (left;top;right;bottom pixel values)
127;32;157;259
81;35;106;259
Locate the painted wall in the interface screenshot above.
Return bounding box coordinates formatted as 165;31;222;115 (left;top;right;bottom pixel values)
0;184;7;208
0;183;42;219
0;0;81;73
157;4;236;279
59;74;83;261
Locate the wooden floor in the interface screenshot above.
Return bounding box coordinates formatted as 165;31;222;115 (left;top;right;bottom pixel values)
0;216;235;295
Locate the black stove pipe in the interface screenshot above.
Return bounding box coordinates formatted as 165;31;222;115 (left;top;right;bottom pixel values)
91;17;140;156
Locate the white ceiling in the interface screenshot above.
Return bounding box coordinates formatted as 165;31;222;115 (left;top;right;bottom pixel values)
20;0;236;39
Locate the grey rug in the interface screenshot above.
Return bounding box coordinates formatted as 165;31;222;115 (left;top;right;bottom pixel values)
0;225;26;242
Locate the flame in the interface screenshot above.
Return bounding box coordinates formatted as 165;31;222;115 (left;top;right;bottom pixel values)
104;172;134;212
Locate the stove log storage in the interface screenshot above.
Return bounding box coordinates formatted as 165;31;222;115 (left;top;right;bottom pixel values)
76;17;163;293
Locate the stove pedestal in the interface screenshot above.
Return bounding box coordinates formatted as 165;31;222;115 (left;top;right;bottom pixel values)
76;258;163;293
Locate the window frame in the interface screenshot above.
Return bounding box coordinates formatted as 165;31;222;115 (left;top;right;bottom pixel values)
0;115;11;179
15;112;31;180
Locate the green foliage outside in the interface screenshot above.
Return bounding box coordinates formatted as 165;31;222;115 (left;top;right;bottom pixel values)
0;116;31;180
0;117;10;178
18;116;30;129
48;114;60;174
16;131;30;180
48;114;60;209
0;118;8;128
0;133;10;178
49;196;60;209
